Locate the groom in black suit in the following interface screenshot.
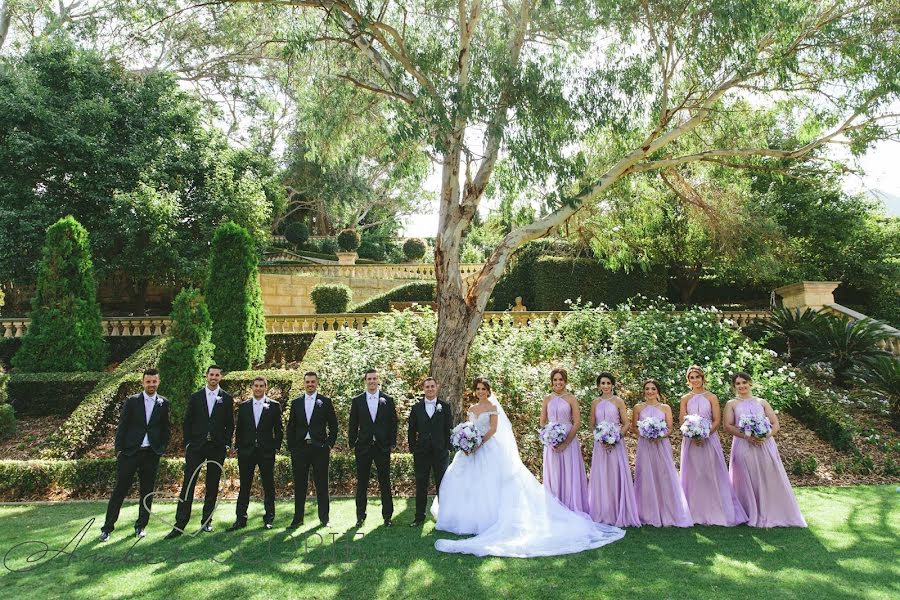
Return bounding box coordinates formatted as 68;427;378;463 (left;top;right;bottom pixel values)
230;376;283;530
407;377;452;527
99;368;170;541
286;371;338;528
348;368;397;528
167;365;234;539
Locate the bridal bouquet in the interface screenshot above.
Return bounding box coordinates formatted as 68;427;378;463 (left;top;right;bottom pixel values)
593;421;622;450
680;415;711;441
450;422;483;454
637;417;668;440
538;422;568;448
738;414;772;439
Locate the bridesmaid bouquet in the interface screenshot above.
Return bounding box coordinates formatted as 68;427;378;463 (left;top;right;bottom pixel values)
738;414;772;439
680;415;711;441
637;417;668;439
450;422;483;454
593;421;622;451
538;422;568;448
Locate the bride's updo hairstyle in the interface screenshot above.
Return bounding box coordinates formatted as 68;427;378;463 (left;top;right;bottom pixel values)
472;376;492;395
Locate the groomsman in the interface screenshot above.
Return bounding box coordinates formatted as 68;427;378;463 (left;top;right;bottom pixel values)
166;365;234;539
407;377;452;527
286;371;338;529
229;376;283;530
348;368;397;528
99;368;171;541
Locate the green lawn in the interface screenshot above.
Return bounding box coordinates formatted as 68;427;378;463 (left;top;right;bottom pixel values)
0;486;897;600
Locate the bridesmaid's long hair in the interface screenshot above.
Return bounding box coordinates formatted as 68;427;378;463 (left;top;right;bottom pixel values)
642;378;668;404
596;372;617;395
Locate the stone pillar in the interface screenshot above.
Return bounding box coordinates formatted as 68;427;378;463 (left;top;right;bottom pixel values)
774;281;841;311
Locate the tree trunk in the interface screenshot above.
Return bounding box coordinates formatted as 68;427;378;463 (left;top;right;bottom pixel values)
673;264;701;304
131;278;149;316
429;288;484;423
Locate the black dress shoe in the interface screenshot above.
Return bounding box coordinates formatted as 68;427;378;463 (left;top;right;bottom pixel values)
135;528;147;539
409;520;424;528
201;523;214;533
164;529;183;540
383;519;393;527
355;518;365;528
286;519;303;530
227;521;247;532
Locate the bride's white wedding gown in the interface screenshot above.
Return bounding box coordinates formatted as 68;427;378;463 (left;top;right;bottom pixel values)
432;397;625;557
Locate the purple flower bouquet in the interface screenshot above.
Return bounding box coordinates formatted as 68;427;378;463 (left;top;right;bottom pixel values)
637;416;668;439
680;414;711;440
593;421;622;450
538;422;569;448
738;414;772;439
450;422;483;454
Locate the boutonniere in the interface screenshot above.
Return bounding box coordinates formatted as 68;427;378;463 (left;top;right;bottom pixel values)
216;396;223;404
263;400;270;409
316;398;323;407
436;404;443;412
379;397;386;405
155;398;164;407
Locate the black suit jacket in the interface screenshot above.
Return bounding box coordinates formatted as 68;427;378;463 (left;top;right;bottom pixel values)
235;398;284;459
115;393;171;456
286;392;338;450
183;388;234;451
348;391;397;453
407;397;452;455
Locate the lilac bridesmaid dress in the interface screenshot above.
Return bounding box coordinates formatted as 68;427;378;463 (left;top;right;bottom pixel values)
588;399;640;527
729;398;807;527
680;394;748;526
542;395;590;514
634;404;692;527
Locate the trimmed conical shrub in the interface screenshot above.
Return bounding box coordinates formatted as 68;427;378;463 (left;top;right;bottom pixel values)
13;216;106;372
205;222;266;370
158;287;215;423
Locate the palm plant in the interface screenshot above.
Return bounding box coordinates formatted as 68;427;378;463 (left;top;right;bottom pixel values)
760;306;824;364
866;356;900;430
798;315;892;386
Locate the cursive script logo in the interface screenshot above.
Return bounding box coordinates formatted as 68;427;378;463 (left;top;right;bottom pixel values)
142;458;226;536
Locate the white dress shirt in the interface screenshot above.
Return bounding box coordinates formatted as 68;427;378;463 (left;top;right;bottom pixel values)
141;392;157;447
424;398;437;418
252;397;267;427
206;386;219;416
304;393;316;440
366;391;380;422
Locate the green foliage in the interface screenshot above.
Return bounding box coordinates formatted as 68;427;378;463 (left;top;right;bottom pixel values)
797;316;892;385
865;357;900;430
788;390;856;451
319;238;339;254
349;282;435;313
264;334;316;365
205;223;266;371
12;216;107;372
337;229;361;252
43;337;168;459
6;372;105;416
0;404;15;440
761;307;825;364
284;222;310;246
402;238;427;261
310;284;353;314
357;241;386;262
158;288;215;422
531;257;667;311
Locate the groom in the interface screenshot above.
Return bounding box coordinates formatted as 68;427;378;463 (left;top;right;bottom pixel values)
407;377;452;527
348;368;397;528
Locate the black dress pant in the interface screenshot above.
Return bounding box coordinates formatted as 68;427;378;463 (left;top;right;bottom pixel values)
102;448;161;533
174;442;226;529
413;449;449;521
355;446;393;521
236;450;276;524
291;443;331;523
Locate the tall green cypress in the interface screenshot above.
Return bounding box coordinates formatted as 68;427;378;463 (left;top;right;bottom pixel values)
13;216;106;372
158;287;214;423
205;222;266;370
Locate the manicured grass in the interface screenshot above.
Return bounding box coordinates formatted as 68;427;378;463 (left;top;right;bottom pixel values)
0;486;897;600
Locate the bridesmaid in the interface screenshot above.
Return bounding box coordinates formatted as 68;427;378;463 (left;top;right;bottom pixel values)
540;367;590;514
679;365;748;526
632;379;692;527
724;372;807;528
588;372;640;527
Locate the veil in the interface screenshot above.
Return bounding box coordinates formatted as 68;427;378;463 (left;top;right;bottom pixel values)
486;393;523;478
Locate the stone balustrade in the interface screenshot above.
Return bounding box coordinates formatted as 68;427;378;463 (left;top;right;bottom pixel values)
260;262;484;280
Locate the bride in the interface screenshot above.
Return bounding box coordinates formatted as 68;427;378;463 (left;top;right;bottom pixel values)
432;376;625;557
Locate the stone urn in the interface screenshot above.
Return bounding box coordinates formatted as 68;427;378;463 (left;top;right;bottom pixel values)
336;251;358;265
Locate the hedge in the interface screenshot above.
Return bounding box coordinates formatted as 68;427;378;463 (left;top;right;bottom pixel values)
349;282;435;313
0;454;417;501
43;337;168;459
0;337;19;368
310;284;352;314
0;404;14;440
6;372;105;416
529;256;667;310
788;389;856;451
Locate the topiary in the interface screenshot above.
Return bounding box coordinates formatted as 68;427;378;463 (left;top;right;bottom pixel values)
205;222;266;370
310;284;353;314
337;229;361;252
12;216;107;372
284;221;310;247
157;288;215;423
403;238;427;261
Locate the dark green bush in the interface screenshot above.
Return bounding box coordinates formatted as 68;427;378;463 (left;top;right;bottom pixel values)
158;288;215;422
337;229;361;252
320;238;339;254
205;223;266;370
7;372;105;416
531;256;667;310
403;238;427;261
284;221;310;246
0;404;14;440
12;216;107;372
350;282;436;313
357;241;386;261
310;284;352;313
0;338;19;369
788;389;856;450
264;334;315;365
